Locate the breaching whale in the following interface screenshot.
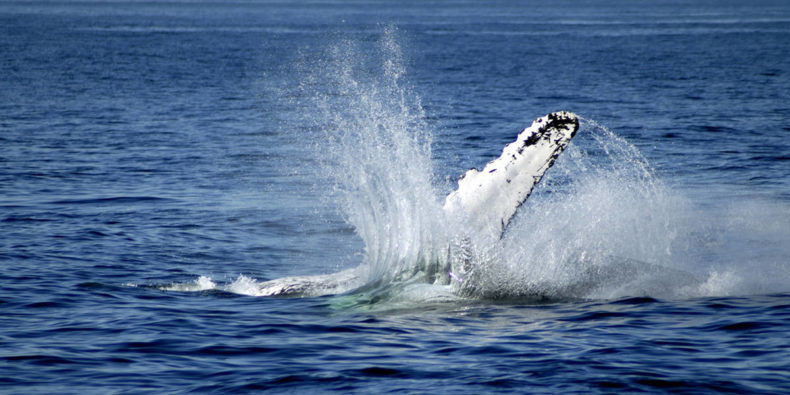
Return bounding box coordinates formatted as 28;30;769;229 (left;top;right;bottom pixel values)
255;112;580;297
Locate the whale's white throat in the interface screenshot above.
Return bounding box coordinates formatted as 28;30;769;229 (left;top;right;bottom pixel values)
256;112;580;297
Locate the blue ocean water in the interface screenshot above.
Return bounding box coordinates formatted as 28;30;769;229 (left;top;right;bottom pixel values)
2;0;790;393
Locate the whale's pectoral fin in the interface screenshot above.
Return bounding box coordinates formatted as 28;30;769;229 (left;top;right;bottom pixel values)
443;111;579;239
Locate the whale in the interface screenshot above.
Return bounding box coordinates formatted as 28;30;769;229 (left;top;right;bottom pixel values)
255;112;580;297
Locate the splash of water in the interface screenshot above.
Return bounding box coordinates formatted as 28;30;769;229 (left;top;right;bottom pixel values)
299;29;449;287
248;29;790;303
293;31;695;300
475;119;692;300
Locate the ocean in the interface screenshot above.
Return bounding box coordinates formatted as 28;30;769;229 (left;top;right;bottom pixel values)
2;0;789;393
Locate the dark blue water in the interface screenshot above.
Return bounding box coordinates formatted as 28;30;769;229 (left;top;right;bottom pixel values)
2;1;790;393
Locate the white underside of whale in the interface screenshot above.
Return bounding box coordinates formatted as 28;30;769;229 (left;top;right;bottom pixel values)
253;112;580;297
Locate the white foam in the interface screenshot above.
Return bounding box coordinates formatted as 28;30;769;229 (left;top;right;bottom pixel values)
225;275;265;296
160;275;217;292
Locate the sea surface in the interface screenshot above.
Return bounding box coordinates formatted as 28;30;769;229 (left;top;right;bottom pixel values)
2;0;790;393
